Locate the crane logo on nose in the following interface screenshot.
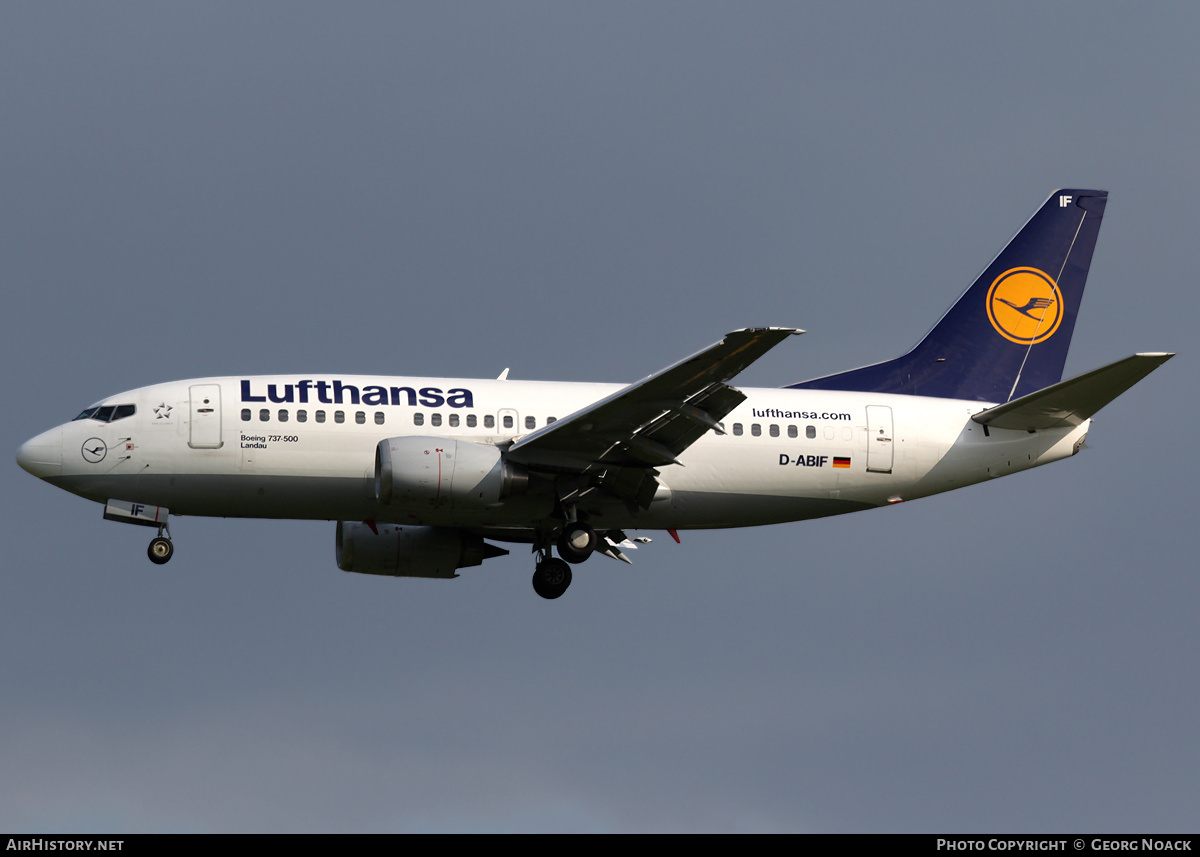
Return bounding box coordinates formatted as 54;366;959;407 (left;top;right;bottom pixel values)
81;438;107;464
986;267;1063;345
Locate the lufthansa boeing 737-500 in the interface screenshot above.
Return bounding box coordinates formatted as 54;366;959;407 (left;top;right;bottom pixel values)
17;190;1173;599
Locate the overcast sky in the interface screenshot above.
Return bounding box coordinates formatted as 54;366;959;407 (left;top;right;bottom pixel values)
3;2;1197;833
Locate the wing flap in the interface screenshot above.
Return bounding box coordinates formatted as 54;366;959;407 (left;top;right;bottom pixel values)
972;353;1174;431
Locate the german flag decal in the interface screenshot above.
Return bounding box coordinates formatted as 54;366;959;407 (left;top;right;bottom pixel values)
833;457;851;468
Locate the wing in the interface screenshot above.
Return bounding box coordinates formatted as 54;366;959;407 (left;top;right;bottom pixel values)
507;327;801;508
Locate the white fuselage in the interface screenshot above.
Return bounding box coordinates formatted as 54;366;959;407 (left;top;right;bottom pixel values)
21;374;1089;533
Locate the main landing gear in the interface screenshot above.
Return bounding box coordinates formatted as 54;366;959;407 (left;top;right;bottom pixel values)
531;519;598;599
532;556;572;599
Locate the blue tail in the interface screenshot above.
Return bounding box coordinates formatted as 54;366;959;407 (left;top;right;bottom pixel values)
788;189;1108;403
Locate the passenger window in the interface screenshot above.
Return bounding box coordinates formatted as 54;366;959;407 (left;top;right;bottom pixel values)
788;425;797;438
431;413;442;427
297;410;307;423
316;410;326;424
241;409;251;422
334;411;345;424
414;413;424;426
806;425;816;439
375;412;385;425
525;416;536;429
355;411;366;425
769;424;779;437
279;410;289;422
547;416;557;424
484;415;495;429
467;414;477;428
503;415;514;429
732;423;743;436
751;424;762;437
449;414;459;427
259;409;270;422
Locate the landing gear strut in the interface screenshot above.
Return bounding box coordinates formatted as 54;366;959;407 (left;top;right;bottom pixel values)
531;505;596;598
532;556;572;599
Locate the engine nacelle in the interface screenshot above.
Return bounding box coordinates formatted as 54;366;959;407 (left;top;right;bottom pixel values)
375;437;528;509
336;521;508;579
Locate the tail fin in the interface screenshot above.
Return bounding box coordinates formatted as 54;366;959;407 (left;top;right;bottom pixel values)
789;189;1108;402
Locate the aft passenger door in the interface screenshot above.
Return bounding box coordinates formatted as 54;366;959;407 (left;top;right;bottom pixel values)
189;384;224;449
866;405;893;473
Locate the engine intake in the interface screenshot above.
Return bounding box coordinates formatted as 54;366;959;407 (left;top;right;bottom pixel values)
375;437;528;508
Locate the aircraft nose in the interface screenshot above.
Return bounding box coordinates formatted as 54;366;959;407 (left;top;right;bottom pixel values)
16;426;63;479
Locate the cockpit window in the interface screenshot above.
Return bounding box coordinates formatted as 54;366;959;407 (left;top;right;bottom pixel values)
73;404;136;422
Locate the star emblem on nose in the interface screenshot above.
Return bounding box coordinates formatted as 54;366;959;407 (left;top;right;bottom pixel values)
154;403;172;420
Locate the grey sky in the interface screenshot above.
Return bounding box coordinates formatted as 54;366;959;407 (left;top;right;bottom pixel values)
2;2;1196;832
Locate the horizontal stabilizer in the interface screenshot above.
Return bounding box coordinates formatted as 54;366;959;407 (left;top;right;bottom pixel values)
972;353;1174;431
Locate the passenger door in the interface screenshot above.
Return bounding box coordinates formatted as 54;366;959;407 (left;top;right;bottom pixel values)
188;384;223;449
866;405;893;473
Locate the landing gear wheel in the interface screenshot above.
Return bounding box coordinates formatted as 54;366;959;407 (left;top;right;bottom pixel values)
148;537;174;565
557;522;597;564
532;558;572;599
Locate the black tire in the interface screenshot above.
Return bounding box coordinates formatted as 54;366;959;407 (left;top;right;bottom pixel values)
532;558;572;599
148;537;174;565
556;522;597;564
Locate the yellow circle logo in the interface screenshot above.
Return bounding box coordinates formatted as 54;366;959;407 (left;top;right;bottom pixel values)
986;267;1063;344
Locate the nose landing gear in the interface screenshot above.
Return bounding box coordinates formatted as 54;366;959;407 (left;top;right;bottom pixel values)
148;535;174;565
101;500;175;565
147;519;173;566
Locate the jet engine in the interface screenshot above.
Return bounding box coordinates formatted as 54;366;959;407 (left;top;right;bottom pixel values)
336;521;508;578
375;437;528;509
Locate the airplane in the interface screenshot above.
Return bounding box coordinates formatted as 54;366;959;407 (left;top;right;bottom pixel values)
16;189;1173;599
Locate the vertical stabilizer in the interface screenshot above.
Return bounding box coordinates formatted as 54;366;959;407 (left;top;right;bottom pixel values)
789;189;1108;402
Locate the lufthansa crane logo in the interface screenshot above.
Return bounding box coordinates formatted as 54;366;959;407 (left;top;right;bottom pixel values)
81;438;107;464
986;267;1063;345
